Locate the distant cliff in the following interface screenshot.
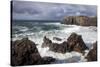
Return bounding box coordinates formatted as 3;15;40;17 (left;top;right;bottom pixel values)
61;16;97;26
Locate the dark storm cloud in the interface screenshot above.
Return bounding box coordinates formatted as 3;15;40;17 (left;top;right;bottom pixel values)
12;1;97;20
13;1;41;14
13;7;41;14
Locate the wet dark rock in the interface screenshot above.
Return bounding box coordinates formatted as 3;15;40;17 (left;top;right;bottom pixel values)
11;38;41;66
67;33;88;53
42;36;52;48
42;33;88;53
50;41;68;53
86;41;97;61
53;37;62;41
38;57;56;64
11;38;56;66
42;36;68;53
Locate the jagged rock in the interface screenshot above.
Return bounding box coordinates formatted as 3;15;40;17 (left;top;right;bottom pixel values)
62;16;97;26
86;41;97;61
11;38;56;66
50;41;68;53
42;33;88;53
53;37;62;41
42;36;68;53
67;33;88;53
11;38;41;66
42;36;52;48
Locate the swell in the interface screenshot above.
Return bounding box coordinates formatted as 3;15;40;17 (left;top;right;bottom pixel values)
12;22;97;63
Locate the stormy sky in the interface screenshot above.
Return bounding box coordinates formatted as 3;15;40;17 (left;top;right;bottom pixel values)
12;1;97;20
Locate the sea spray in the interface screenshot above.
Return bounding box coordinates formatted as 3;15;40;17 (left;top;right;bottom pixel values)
12;22;97;63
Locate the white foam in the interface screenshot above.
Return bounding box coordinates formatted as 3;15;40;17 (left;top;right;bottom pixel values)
12;23;97;63
13;26;29;32
37;45;87;63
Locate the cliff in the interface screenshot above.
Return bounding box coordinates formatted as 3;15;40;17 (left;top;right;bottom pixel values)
62;16;97;26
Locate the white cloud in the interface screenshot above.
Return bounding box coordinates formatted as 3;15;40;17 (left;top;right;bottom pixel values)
76;12;81;16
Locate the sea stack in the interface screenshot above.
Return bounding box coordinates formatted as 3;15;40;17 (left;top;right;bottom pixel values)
62;16;97;26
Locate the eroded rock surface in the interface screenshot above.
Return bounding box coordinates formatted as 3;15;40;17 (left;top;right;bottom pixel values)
86;41;97;61
67;33;88;53
42;33;88;54
62;16;97;26
11;38;56;66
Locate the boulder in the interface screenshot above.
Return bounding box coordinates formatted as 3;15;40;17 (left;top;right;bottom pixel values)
11;38;56;66
67;33;88;53
86;41;97;61
11;38;41;66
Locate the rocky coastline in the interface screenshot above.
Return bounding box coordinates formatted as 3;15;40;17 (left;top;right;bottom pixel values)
11;32;97;66
11;38;56;66
61;16;97;26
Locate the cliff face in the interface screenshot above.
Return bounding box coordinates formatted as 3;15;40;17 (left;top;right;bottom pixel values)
62;16;97;26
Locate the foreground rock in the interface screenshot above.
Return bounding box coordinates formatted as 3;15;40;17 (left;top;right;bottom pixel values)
42;36;52;48
38;57;56;64
49;41;68;53
86;41;97;61
42;33;88;53
11;38;56;66
42;36;68;53
67;33;88;53
53;37;62;41
11;38;41;66
62;16;97;26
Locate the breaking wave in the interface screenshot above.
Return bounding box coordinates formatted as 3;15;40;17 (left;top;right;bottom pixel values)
12;22;97;63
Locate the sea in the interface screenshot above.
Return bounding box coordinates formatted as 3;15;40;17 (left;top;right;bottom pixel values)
12;21;97;63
